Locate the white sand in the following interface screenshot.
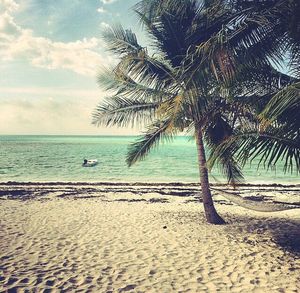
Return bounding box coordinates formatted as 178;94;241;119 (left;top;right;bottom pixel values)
0;184;300;292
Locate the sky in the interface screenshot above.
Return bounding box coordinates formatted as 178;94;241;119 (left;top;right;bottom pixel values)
0;0;144;135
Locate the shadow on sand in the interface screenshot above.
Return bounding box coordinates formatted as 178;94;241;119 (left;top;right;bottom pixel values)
225;214;300;256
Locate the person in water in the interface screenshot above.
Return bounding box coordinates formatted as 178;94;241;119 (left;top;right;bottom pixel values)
83;159;87;165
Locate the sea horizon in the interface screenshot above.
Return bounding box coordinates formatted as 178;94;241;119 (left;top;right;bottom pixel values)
1;135;299;184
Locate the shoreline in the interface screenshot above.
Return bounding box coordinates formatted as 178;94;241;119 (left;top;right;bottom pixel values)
1;181;300;209
1;180;300;187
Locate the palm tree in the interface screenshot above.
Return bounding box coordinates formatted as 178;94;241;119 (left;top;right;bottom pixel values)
93;0;231;224
92;0;294;223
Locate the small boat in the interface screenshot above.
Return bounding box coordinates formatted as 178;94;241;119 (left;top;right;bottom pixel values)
82;159;98;167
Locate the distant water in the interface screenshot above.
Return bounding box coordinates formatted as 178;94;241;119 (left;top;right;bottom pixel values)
0;135;298;184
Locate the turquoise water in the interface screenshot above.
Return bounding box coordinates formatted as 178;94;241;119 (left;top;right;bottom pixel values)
0;135;299;184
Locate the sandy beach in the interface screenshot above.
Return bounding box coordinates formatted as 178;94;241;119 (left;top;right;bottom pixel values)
0;182;300;292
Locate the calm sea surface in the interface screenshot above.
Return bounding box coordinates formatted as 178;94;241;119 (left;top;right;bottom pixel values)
0;135;298;184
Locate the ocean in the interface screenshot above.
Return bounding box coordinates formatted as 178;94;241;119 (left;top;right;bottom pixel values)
0;135;298;184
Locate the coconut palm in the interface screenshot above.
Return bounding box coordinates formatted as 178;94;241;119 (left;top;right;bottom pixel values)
92;0;294;223
93;0;233;224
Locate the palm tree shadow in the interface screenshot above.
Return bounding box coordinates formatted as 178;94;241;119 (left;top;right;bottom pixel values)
225;214;300;256
271;222;300;255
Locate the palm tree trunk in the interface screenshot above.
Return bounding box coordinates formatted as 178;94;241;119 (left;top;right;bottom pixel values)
195;125;225;224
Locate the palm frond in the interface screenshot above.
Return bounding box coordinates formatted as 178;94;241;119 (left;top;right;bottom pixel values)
135;0;200;67
126;118;176;166
102;24;143;56
209;150;245;186
185;0;290;83
204;112;244;185
261;81;300;122
210;129;300;175
92;96;157;128
290;46;300;78
113;48;181;92
97;67;172;102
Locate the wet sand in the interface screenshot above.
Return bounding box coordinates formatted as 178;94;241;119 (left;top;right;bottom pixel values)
0;182;299;292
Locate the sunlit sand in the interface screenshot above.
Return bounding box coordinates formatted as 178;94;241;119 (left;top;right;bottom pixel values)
0;183;299;292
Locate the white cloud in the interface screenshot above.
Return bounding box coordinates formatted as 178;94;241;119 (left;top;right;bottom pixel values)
0;87;101;134
0;1;112;76
0;0;19;12
0;87;100;98
0;11;21;36
0;96;97;134
100;0;118;5
100;21;111;30
97;7;107;13
0;95;140;135
1;31;107;76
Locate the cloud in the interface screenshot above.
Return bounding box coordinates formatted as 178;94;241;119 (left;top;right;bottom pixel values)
1;31;106;76
0;95;140;135
0;87;100;98
100;0;118;4
0;1;112;76
97;7;107;13
100;21;111;30
0;11;20;36
0;96;96;134
0;0;19;12
0;87;100;134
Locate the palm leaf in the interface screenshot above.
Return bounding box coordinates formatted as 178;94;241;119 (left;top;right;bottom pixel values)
135;0;200;68
126;118;176;166
204;111;244;185
261;81;300;121
102;24;143;56
210;128;300;175
92;96;158;128
97;67;172;102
